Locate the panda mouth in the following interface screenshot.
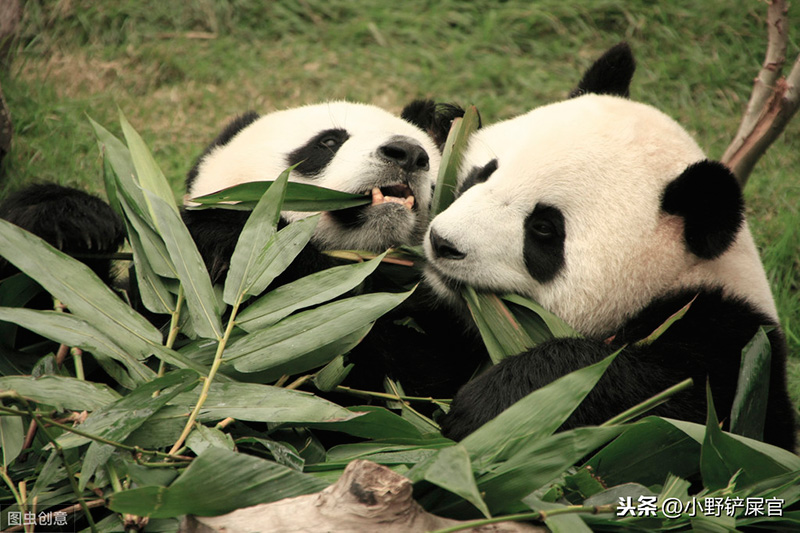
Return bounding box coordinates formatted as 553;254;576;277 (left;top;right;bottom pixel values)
370;184;415;210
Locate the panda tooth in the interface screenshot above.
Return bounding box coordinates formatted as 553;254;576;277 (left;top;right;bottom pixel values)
404;195;415;209
371;187;385;205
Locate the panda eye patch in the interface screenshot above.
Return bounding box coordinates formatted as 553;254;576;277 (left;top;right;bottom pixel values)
287;128;350;178
457;159;498;196
523;203;565;283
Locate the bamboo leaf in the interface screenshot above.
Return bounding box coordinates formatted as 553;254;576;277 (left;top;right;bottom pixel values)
419;443;491;518
0;219;164;352
523;495;594;533
431;105;480;216
168;381;360;424
0;307;156;385
190;181;371;211
664;417;800;472
0;375;121;411
227;214;320;306
236;252;386;330
89;117;138;216
634;294;695;346
0;400;24;467
305;405;424;440
501;293;580;339
463;287;534;363
57;369;199;449
228;291;411;374
223;168;289;305
119;110;178;212
186;425;235;456
145;190;222;339
729;327;772;441
700;384;788;491
461;349;620;467
585;416;701;487
116;181;177;279
108;447;328;518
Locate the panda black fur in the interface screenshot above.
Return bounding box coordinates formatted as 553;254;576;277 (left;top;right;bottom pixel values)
425;44;797;450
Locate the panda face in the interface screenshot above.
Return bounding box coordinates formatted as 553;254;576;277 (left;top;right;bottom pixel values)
186;102;441;252
424;94;759;335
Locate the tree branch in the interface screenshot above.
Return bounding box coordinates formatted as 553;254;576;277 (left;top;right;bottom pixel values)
721;0;800;186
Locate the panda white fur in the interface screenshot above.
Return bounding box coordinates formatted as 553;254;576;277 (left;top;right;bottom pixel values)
424;44;796;450
180;100;462;283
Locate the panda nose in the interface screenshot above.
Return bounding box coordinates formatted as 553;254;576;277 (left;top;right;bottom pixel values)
429;229;466;260
379;139;430;172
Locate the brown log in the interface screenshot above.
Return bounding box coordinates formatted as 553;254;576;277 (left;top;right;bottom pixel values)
179;460;545;533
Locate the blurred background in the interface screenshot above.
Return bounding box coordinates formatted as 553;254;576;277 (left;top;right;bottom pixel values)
0;0;798;406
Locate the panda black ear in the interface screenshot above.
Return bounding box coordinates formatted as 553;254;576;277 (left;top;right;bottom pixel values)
661;160;744;259
401;99;476;151
569;42;636;98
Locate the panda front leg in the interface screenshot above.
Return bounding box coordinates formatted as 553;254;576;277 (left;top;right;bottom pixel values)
439;337;702;441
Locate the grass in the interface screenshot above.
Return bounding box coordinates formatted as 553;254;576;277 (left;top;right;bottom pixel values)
1;0;799;404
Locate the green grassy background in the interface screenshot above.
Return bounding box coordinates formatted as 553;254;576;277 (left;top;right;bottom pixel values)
2;0;799;405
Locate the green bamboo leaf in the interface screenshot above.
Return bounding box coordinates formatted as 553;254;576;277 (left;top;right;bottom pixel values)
186;425;235;456
0;400;24;467
585;416;701;487
431;105;480;216
0;273;42;347
0;219;164;352
228;321;372;380
237;252;386;330
312;354;353;392
190;181;371;211
0;307;156;385
89;117;138;214
228;291;410;374
107;447;328;518
246;216;320;298
0;375;120;412
169;381;360;424
80;440;115;490
501;293;580;339
729;327;771;441
119;110;178;212
664;417;800;472
226;209;319;306
463;287;534;363
425;426;623;518
223;168;289;305
145;190;222;339
700;384;789;491
30;450;63;501
116;181;177;279
306;405;424;440
461;350;620;468
634;294;695;346
523;495;594;533
420;443;491;518
57;369;199;449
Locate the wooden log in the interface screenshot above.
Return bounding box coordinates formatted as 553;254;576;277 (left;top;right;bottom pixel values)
180;459;545;533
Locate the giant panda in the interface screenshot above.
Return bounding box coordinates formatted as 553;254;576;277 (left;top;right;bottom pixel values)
423;44;797;450
0;99;473;394
181;100;464;284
